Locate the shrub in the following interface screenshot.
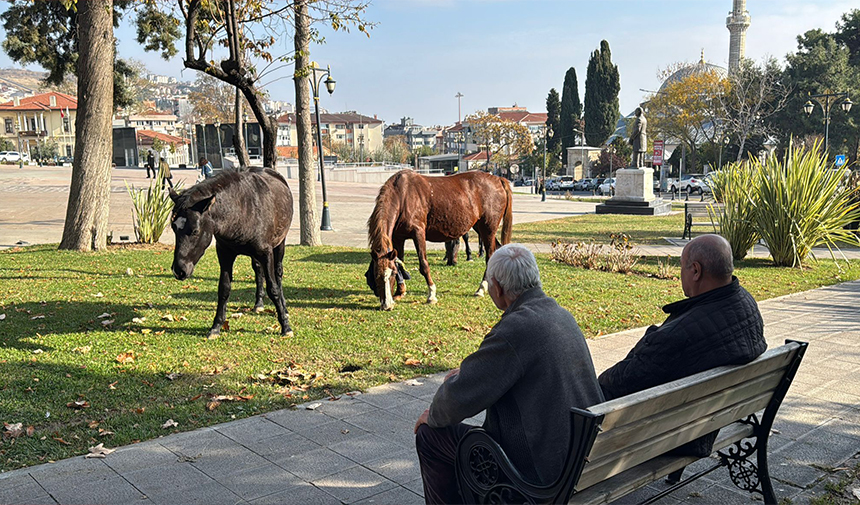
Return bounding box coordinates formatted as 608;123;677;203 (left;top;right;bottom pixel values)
125;166;180;243
709;161;760;260
750;140;860;267
551;233;638;274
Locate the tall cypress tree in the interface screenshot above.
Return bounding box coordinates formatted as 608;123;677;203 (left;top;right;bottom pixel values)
584;40;621;147
560;67;582;151
545;88;561;152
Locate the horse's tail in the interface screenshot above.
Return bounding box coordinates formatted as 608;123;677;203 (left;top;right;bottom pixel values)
501;178;513;245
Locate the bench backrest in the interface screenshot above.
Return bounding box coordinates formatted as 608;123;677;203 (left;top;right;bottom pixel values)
571;341;806;492
686;202;724;217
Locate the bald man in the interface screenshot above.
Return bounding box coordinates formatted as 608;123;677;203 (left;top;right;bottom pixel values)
598;234;766;457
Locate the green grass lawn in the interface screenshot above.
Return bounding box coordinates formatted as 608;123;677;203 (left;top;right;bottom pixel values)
513;212;687;244
1;243;858;470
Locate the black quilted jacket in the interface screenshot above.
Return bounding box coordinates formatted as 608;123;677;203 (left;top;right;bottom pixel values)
598;277;767;455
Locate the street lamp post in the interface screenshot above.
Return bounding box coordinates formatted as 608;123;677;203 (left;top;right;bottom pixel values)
804;91;853;153
214;119;223;168
309;62;336;231
243;111;249;157
542;125;552;202
358;133;364;163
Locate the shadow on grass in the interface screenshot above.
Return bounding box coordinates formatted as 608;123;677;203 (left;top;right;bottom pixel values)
296;250;369;265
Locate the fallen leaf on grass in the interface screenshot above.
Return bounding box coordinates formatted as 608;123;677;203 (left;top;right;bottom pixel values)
97;313;111;319
66;400;90;409
126;268;134;276
165;372;181;381
73;346;91;354
221;320;229;331
53;436;72;445
108;381;118;390
3;423;35;439
211;394;253;402
161;419;178;429
93;292;104;298
141;329;152;335
206;401;221;411
30;315;45;320
133;407;145;414
189;394;203;401
85;443;115;458
32;349;44;354
230;313;243;319
98;428;114;437
101;319;114;326
132;317;145;324
0;313;5;320
161;314;174;322
405;379;424;386
116;352;135;364
87;421;100;429
404;358;421;367
852;488;860;500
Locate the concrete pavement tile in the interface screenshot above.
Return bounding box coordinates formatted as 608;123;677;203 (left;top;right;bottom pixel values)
274;447;356;482
787;428;860;466
0;476;57;505
344;410;416;448
0;471;39;490
821;331;860;347
352;485;425;505
312;466;396;503
385;399;430;422
244;432;321;465
387;376;445;399
403;478;425;498
49;476;149;505
365;450;422;485
807;383;860;407
104;442;177;474
158;427;227;457
677;483;757;504
187;440;272;479
358;389;422;410
247;483;341;505
617;484;681;504
768;452;827;489
315;397;381;420
143;482;246;505
29;457;115;489
771;403;835;440
122;460;220;499
215;417;293;445
327;434;405;464
293;418;369;446
263;408;333;432
215;463;304;502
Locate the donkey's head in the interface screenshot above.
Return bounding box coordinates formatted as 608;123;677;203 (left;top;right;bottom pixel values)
169;188;216;281
366;249;400;311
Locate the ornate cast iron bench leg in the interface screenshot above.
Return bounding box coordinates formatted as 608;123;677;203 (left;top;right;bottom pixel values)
717;414;777;505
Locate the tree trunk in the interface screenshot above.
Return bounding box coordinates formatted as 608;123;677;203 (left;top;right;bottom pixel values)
59;0;114;251
234;88;250;168
293;0;320;246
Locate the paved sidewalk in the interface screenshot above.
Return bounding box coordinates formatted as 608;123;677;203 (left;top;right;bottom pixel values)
2;281;858;505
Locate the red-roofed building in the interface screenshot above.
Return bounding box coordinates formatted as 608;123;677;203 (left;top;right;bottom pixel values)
136;129;191;168
276;111;384;159
0;92;78;160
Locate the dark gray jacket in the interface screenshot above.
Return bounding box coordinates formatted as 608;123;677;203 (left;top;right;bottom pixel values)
598;277;766;455
428;288;604;485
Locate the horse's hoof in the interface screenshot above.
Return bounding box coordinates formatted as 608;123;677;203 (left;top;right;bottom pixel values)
467;257;474;262
474;290;485;297
282;330;294;338
427;298;438;304
254;305;265;313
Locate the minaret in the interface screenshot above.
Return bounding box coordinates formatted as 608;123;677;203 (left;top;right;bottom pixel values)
727;0;750;73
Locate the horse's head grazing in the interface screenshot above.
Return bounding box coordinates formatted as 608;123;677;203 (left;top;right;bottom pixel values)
366;249;398;311
169;188;216;281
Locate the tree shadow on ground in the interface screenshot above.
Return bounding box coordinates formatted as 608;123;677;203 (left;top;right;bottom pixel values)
295;250;369;265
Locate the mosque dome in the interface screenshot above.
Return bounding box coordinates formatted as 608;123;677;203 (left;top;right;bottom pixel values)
659;51;728;91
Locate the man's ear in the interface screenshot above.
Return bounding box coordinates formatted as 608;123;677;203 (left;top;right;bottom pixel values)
190;194;215;213
691;261;703;281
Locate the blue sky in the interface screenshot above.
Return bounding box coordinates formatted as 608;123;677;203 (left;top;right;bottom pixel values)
0;0;855;126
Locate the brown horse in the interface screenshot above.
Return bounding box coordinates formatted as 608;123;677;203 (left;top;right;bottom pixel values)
366;170;512;310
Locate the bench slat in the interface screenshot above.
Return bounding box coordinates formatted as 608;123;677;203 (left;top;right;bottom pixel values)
577;392;771;490
589;369;783;457
590;345;799;431
569;422;755;505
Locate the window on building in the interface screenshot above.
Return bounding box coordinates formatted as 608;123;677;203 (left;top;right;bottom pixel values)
63;117;70;133
4;119;12;134
66;145;72;157
335;124;345;130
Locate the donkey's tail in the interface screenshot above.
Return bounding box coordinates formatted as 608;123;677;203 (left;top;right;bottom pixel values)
501;178;513;245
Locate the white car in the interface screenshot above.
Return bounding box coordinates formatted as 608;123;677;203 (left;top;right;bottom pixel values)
558;176;575;191
0;151;22;163
597;178;616;195
670;174;707;194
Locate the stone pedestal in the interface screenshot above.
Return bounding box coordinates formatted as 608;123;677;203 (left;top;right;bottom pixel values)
596;167;671;216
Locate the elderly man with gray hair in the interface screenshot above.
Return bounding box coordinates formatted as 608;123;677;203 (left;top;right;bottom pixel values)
599;234;766;466
414;243;603;505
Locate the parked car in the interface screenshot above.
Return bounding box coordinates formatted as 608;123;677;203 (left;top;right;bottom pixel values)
584;177;605;191
573;178;590;191
546;177;561;191
56;156;73;166
597;178;616;195
669;174;707;194
0;151;22;163
558;175;576;191
523;177;534;186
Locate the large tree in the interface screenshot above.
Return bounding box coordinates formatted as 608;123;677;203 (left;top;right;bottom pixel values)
187;73;237;123
584;40;620;147
559;67;582;151
466;110;533;173
545;88;560;152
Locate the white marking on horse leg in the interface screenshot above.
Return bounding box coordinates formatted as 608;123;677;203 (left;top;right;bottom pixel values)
382;267;394;310
474;279;489;297
427;283;438;304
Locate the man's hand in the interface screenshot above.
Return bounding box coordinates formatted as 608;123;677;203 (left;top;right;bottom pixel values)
444;368;460;381
414;408;430;434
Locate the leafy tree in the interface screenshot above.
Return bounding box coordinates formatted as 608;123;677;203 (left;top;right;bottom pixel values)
383;136;410;164
584;40;620;147
411;145;435;165
32;138;60;163
560;67;582;151
592;137;631;176
0;139;14;151
466;110;534;173
835;9;860;67
545;88;560;152
188;73;238;124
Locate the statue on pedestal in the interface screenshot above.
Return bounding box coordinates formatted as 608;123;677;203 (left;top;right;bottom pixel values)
629;107;647;168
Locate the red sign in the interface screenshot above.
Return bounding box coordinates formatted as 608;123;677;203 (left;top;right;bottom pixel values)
653;140;664;166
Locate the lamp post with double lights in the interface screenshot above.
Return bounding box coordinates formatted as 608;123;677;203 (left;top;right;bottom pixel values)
309;62;336;231
803;91;853;153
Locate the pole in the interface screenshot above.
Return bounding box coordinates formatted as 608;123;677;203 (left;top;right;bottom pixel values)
824;94;831;153
315;93;332;231
216;127;223;167
541;129;547;201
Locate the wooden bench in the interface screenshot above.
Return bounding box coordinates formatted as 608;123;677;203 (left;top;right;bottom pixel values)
683;202;724;240
455;340;807;505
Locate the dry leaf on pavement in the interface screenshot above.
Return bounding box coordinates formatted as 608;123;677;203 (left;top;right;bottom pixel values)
405;379;424;386
85;443;115;459
305;403;322;410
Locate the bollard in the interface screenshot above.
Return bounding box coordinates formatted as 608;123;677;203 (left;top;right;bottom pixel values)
684;189;689;201
700;190;705;202
671;189;675;201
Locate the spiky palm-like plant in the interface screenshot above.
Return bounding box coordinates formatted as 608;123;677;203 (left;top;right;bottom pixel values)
709;162;760;260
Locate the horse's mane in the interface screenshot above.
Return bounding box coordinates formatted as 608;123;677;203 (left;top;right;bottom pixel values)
367;171;408;252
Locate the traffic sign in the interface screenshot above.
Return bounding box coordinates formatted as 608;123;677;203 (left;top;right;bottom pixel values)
835;154;846;167
510;164;519;174
653;140;664;166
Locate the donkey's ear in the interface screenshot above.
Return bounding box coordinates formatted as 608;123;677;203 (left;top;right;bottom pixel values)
386;250;397;260
190;195;216;213
168;188;180;202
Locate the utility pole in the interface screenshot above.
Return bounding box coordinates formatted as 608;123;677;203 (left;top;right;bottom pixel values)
455;92;464;124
